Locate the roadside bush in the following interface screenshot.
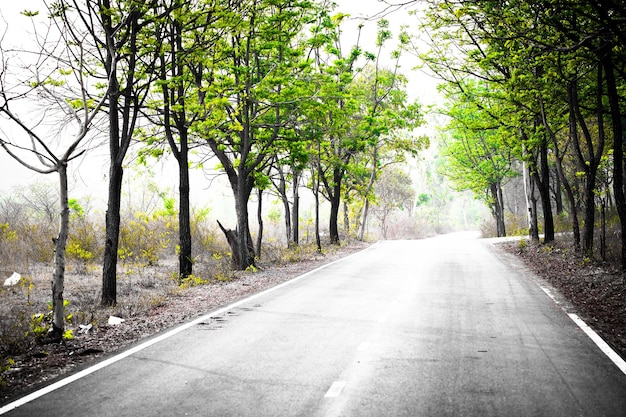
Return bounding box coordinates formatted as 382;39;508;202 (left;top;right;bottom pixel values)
67;199;103;274
118;213;172;268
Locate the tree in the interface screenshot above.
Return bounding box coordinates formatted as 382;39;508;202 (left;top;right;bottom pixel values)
440;81;516;237
419;0;626;259
194;0;318;269
0;7;106;339
372;167;415;239
349;65;425;241
56;0;167;306
146;0;224;280
305;12;368;245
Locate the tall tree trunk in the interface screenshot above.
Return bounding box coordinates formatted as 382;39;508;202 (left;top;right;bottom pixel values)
553;169;564;215
343;201;350;235
256;188;263;259
329;168;342;245
291;170;300;246
50;164;69;341
535;139;555;243
277;167;291;245
604;52;626;269
234;174;255;270
601;197;607;261
357;199;370;241
582;172;597;254
569;68;605;255
522;146;540;242
315;161;322;253
102;160;123;306
178;137;192;280
554;148;581;251
491;182;506;237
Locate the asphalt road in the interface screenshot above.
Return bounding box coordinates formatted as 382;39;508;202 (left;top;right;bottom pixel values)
3;233;626;416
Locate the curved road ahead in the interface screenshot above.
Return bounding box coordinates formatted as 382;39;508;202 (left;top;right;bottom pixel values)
3;233;626;416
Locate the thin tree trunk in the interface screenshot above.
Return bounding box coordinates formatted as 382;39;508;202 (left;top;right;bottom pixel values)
291;170;300;246
102;161;123;306
601;197;607;261
358;198;370;241
553;169;564;215
257;188;263;259
582;172;597;254
523;158;539;242
604;52;626;269
234;173;255;270
277;168;291;245
50;164;69;341
535;139;555;243
329;168;342;245
343;201;350;235
178;139;192;280
491;182;506;237
554;148;581;251
315;161;322;253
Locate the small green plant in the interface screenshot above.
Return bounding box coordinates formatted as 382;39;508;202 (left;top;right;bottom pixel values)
29;300;74;341
18;276;35;305
66;241;94;274
518;238;527;252
209;252;233;282
0;222;17;242
0;357;15;387
179;274;209;288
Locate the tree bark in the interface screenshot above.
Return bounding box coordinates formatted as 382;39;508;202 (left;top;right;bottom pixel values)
234;173;255;269
314;160;322;253
569;71;605;255
178;146;192;279
522;145;540;242
533;138;555;243
256;188;263;259
275;164;291;245
291;170;300;246
490;182;506;237
102;160;123;307
553;169;564;215
358;198;370;241
554;145;581;251
604;51;626;269
329;167;342;245
49;164;69;341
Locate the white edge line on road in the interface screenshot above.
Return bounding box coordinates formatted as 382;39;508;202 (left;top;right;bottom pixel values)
0;244;377;415
567;313;626;375
539;285;626;376
324;381;347;398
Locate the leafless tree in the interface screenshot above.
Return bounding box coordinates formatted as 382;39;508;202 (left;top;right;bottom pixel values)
0;10;106;340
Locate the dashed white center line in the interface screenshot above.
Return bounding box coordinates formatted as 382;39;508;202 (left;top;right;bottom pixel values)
357;341;371;352
377;315;388;323
324;381;347;398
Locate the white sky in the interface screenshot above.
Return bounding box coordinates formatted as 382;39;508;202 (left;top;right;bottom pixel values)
0;0;440;216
